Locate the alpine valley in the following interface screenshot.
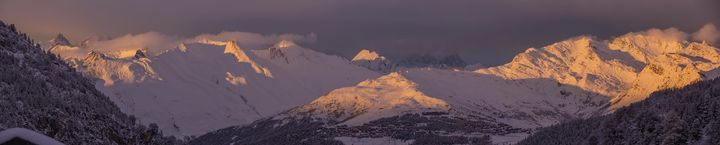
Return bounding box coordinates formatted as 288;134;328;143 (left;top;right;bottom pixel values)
37;26;720;144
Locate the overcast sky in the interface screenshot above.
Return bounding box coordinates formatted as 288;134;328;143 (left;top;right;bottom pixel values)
1;0;718;65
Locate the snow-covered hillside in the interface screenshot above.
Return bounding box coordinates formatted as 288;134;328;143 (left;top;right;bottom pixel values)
290;72;451;125
291;68;609;127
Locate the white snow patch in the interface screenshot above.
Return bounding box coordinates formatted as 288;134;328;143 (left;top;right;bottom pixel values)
225;72;247;86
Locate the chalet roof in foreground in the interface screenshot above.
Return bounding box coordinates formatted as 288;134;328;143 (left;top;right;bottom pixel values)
0;128;64;145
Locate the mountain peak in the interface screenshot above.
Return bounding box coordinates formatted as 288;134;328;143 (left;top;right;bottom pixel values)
134;49;147;59
351;49;395;72
178;43;189;52
84;51;107;62
608;31;687;63
223;41;273;77
357;72;413;88
274;40;296;49
223;41;250;62
352;49;384;61
50;33;72;46
291;72;449;125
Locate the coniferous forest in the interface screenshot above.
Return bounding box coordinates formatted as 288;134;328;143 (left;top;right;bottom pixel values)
520;78;720;145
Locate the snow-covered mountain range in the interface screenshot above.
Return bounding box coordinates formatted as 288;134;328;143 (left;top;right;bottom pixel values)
49;36;379;136
46;27;720;144
477;30;720;109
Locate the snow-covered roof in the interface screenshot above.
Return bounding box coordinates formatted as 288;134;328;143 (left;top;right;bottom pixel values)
0;128;64;145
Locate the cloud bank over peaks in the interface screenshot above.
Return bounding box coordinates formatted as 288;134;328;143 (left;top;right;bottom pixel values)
631;27;689;42
51;31;317;59
607;23;717;46
86;32;182;57
193;32;317;49
48;23;717;62
693;23;719;45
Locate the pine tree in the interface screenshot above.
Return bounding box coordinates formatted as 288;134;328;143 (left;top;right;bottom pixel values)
660;111;686;145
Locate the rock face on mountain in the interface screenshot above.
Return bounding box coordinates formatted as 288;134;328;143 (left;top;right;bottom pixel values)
49;33;71;46
350;49;396;72
518;77;720;145
79;51;158;86
0;21;176;144
134;49;147;59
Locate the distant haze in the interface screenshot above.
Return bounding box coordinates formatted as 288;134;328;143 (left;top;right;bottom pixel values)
1;0;718;65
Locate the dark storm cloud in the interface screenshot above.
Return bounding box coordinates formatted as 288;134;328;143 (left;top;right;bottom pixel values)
0;0;718;65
